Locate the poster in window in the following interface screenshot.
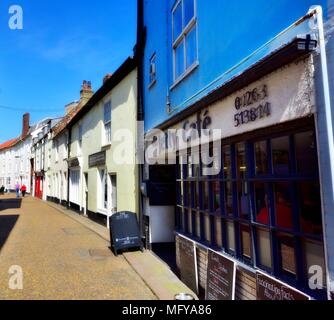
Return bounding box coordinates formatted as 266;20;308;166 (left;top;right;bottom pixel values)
256;271;310;300
206;249;236;300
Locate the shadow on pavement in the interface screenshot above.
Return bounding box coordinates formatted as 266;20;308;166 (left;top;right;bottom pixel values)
0;198;22;211
0;215;19;250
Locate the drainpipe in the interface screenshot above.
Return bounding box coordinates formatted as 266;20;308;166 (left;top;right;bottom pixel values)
136;0;146;245
310;5;334;299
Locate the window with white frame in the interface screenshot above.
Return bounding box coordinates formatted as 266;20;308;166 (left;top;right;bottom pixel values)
78;124;83;151
104;101;112;145
172;0;198;82
149;53;157;87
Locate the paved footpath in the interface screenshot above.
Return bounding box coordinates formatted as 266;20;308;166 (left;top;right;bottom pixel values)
0;195;157;300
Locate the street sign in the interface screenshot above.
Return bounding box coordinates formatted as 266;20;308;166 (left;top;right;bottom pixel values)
206;249;236;300
109;212;143;256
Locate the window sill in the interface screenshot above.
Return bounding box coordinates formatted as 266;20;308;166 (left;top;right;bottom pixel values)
97;208;109;216
170;61;199;91
101;144;111;150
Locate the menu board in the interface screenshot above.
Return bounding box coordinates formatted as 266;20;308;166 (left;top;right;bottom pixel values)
206;250;236;300
256;271;310;300
177;235;198;294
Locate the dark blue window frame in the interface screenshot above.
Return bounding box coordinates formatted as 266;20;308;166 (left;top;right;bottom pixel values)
175;121;327;300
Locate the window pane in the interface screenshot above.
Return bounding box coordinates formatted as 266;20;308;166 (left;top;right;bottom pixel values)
272;136;290;175
184;0;195;26
104;172;108;209
255;183;270;225
175;41;185;79
295;131;318;175
187;209;193;234
223;145;232;179
105;123;111;144
215;217;223;248
186;181;192;207
194;182;200;209
177;182;184;206
195;211;201;238
274;182;293;229
237;143;247;179
298;182;323;235
104;102;111;123
257;229;272;269
255;140;268;175
241;225;252;260
278;234;296;276
212;181;221;213
224;181;233;216
173;2;183;41
186;26;197;68
204;213;211;243
202;182;209;211
303;240;326;289
227;221;235;252
238;181;250;219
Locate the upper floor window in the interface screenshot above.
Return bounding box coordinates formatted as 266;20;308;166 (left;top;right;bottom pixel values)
54;140;59;162
104;101;112;145
149;53;157;88
78;124;83;150
172;0;198;82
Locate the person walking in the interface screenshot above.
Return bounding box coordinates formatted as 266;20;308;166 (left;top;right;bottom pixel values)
21;184;27;198
15;182;21;198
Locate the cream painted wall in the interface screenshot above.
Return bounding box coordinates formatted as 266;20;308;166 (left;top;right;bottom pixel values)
70;69;139;220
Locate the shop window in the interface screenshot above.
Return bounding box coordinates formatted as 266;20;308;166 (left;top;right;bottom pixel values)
295;131;318;176
274;182;293;230
99;169;108;211
278;234;296;277
204;213;212;244
226;221;235;253
257;228;272;269
195;211;201;238
272;136;290;175
255;182;270;225
241;225;252;260
223;145;232;179
224;181;233;216
238;181;250;220
202;181;209;211
302;239;326;289
255;140;268;175
236;143;247;179
298;182;323;235
175;126;325;297
215;217;223;248
212;181;221;213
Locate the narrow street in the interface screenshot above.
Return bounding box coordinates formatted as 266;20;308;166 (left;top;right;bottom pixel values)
0;195;156;300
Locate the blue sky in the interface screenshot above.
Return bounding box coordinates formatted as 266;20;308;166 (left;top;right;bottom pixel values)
0;0;137;143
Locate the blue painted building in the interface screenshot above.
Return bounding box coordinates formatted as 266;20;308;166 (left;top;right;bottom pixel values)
139;0;334;300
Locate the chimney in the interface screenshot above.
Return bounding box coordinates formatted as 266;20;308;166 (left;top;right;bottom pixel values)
22;113;30;138
103;73;113;84
80;80;93;105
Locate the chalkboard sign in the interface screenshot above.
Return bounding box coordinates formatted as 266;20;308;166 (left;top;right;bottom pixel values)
109;212;143;256
256;271;310;300
177;235;198;294
206;250;236;300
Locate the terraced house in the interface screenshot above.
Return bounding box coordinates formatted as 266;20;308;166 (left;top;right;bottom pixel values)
66;57;139;228
46;81;94;206
0;113;33;194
